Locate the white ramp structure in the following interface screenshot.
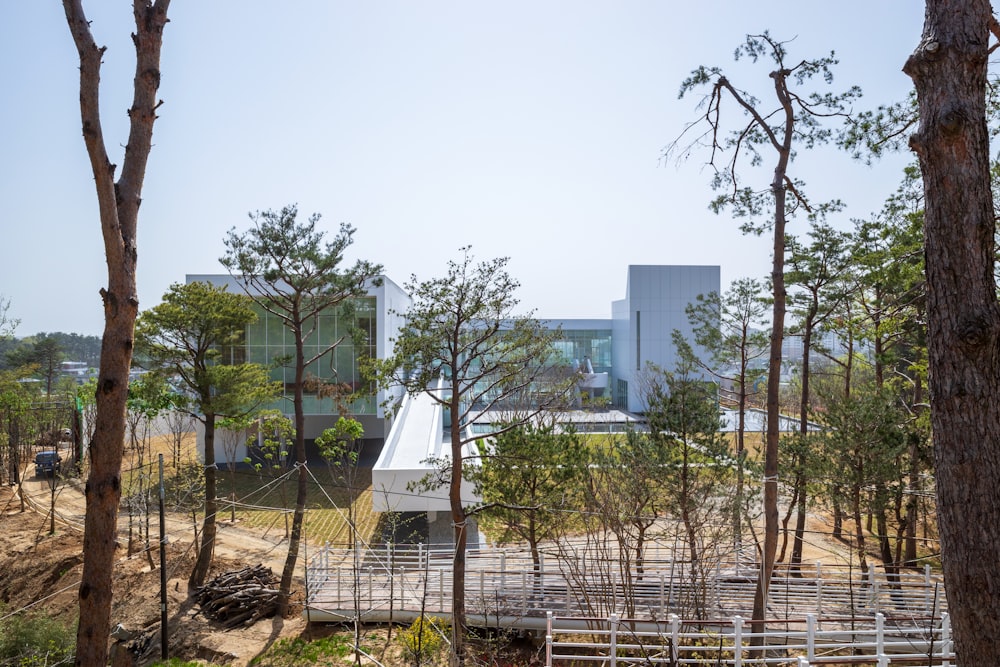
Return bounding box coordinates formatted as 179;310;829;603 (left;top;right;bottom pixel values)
372;379;480;515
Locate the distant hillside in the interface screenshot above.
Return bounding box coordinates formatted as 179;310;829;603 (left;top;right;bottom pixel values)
0;331;102;368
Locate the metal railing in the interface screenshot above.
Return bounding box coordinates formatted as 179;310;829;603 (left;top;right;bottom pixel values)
304;542;946;629
544;611;955;667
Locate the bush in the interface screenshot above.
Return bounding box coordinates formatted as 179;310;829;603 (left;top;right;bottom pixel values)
397;616;449;666
0;606;75;667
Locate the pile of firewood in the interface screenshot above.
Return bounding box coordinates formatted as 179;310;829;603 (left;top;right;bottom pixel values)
193;565;280;628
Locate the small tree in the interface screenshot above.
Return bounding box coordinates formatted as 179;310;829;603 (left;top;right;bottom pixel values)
222;204;382;614
136;281;279;586
819;385;907;573
218;413;256;522
316;417;366;666
0;296;18;340
784;222;851;570
123;373;173;563
371;248;567;665
245;409;295;537
643;345;730;619
164;408;196;472
477;423;587;582
684;278;770;547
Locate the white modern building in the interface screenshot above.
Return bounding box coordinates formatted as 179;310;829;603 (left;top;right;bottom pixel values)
372;265;720;532
187;266;720;540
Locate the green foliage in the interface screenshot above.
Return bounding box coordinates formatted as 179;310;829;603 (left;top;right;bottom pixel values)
221;205;383;312
397;616;448;665
477;424;588;547
370;247;571;446
315;417;364;465
135;281;280;423
126;373;176;421
820;386;908;503
673;32;859;234
248;635;353;667
685;279;770;407
245;410;295;472
163;460;206;512
0;605;75;667
151;659;222;667
2;335;64;394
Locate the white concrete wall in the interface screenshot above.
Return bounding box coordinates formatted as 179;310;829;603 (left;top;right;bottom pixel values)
611;265;720;412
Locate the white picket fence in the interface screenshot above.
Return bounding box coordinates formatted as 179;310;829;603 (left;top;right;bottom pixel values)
544;611;955;666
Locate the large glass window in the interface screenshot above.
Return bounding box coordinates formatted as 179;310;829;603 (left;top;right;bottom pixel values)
552;329;612;373
236;296;378;414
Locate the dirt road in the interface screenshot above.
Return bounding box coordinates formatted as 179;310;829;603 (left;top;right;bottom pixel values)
18;467;291;575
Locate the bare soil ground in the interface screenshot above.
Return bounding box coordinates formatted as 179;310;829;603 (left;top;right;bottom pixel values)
0;483;313;666
0;430;863;666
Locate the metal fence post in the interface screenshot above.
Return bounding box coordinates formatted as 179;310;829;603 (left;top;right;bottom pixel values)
733;616;743;667
876;612;887;667
546;612;553;667
806;613;816;663
924;564;932;614
609;614;618;667
669;613;680;664
941;612;952;667
816;579;824;620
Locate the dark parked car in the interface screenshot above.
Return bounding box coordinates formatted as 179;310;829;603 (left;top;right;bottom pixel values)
35;451;62;477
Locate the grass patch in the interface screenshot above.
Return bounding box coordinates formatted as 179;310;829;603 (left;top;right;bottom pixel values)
216;467;380;546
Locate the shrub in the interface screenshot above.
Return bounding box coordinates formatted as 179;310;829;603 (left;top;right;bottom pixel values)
397;615;449;666
0;606;75;667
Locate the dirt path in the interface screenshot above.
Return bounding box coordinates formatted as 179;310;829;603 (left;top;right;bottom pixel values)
18;469;291;575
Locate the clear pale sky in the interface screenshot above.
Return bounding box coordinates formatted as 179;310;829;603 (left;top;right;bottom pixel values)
0;2;922;338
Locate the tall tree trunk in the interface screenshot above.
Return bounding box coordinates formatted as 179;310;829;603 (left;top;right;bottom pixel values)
906;4;1000;663
875;506;896;580
832;491;844;541
449;390;468;666
852;484;867;573
733;363;748;551
751;94;791;642
190;412;217;587
63;2;170;665
790;481;808;574
278;327;308;616
791;311;815;572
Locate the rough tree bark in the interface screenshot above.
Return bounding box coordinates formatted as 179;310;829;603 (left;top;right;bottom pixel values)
190;412;217;587
905;3;1000;663
62;2;170;665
